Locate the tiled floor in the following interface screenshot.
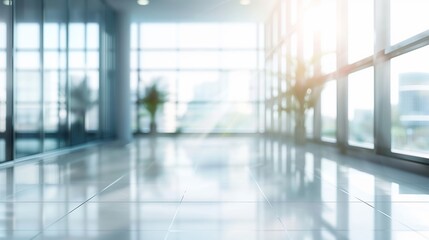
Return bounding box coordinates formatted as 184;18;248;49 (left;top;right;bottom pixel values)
1;136;429;239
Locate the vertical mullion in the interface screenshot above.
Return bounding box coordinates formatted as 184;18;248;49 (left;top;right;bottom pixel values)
98;5;104;139
136;24;141;133
374;0;391;154
277;5;282;135
264;21;268;133
65;0;70;146
336;0;348;149
256;23;260;133
41;0;45;152
270;14;275;133
5;1;14;160
285;0;292;135
83;0;88;142
313;0;322;141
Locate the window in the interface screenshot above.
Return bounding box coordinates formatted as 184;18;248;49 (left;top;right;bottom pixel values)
348;68;374;147
0;22;6;162
320;0;337;74
132;23;262;133
390;0;429;46
321;80;337;141
348;0;373;63
0;0;114;161
391;46;429;157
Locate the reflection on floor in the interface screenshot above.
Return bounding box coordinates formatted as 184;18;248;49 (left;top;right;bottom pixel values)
1;136;429;240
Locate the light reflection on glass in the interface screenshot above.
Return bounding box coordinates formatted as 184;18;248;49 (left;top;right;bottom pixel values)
390;0;429;46
348;0;373;63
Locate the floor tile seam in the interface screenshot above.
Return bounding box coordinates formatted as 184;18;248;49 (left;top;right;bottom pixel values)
163;168;197;240
28;174;129;240
179;200;268;203
164;147;210;240
0;201;97;203
338;187;427;238
75;201;184;203
163;186;189;240
246;166;291;240
167;229;287;233
28;230;168;233
370;204;429;240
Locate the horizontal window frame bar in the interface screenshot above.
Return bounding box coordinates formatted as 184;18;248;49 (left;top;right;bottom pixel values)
385;30;429;58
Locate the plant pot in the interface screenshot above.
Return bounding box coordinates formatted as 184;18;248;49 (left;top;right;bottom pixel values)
294;111;306;145
149;122;157;134
294;124;306;145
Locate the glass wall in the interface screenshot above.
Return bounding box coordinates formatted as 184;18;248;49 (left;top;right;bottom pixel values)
391;46;429;156
265;0;429;163
348;67;374;147
348;0;373;63
0;0;116;161
15;0;43;157
131;23;263;133
321;81;337;142
0;3;10;162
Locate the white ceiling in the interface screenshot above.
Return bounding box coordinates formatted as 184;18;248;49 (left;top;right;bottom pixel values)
105;0;276;22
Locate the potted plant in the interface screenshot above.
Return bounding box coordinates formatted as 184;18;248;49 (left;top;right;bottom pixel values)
69;78;97;144
282;57;327;145
138;82;167;134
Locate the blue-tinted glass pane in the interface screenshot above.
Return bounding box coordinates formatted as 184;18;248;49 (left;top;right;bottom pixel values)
140;51;177;69
16;52;40;70
16;72;41;102
86;51;99;69
16;24;40;49
15;106;42;131
140;24;177;48
0;139;4;162
69;23;85;49
44;23;59;49
0;52;5;69
86;23;99;49
44;51;61;69
69;51;85;69
131;23;138;49
0;103;5;132
0;23;5;49
391;46;429;157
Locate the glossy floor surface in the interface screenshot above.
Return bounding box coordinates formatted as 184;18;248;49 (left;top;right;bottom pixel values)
1;136;429;240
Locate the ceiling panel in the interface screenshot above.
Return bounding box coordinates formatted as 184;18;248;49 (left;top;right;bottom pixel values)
105;0;276;22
